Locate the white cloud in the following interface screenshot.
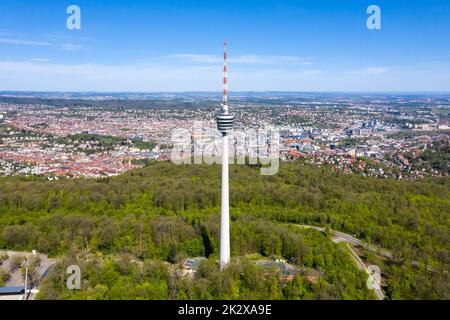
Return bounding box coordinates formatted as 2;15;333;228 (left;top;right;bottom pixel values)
162;54;222;64
29;58;51;62
365;67;389;75
0;37;84;51
147;53;311;66
349;67;389;75
0;60;218;91
0;59;320;91
232;55;302;64
59;43;85;51
0;38;52;46
0;60;448;92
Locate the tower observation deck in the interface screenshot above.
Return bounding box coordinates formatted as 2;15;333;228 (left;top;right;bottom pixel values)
217;40;234;136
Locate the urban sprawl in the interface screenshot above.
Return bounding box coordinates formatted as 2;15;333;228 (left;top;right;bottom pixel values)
0;93;448;179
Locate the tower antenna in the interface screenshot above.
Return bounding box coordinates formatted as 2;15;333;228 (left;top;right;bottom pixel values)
222;40;228;110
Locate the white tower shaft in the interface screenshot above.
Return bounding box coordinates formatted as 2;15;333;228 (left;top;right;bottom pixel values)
219;134;230;268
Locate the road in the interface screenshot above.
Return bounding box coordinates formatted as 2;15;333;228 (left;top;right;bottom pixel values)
296;225;386;300
331;230;393;259
296;224;444;298
330;233;435;272
343;243;385;300
297;225;430;267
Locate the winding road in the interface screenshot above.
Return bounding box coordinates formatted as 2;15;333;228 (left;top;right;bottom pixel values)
296;225;389;299
296;224;442;299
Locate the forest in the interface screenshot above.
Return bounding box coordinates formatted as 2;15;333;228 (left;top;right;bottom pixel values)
0;161;448;299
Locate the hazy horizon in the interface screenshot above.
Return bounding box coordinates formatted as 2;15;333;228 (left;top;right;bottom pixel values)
2;90;450;95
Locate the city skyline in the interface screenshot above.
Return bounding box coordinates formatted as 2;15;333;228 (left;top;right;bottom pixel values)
0;0;450;92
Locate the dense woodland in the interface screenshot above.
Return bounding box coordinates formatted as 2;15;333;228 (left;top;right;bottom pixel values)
0;161;448;299
37;227;374;300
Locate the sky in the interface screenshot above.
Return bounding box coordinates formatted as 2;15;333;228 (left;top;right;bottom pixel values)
0;0;449;92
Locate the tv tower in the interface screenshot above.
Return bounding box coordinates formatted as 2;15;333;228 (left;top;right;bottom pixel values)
217;40;234;268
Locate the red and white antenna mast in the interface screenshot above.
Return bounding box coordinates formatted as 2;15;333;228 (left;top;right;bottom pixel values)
222;40;228;112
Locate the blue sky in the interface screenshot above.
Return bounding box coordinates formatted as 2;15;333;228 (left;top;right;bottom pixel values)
0;0;449;92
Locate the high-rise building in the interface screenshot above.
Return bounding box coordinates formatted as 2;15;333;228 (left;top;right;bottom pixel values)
216;41;234;268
